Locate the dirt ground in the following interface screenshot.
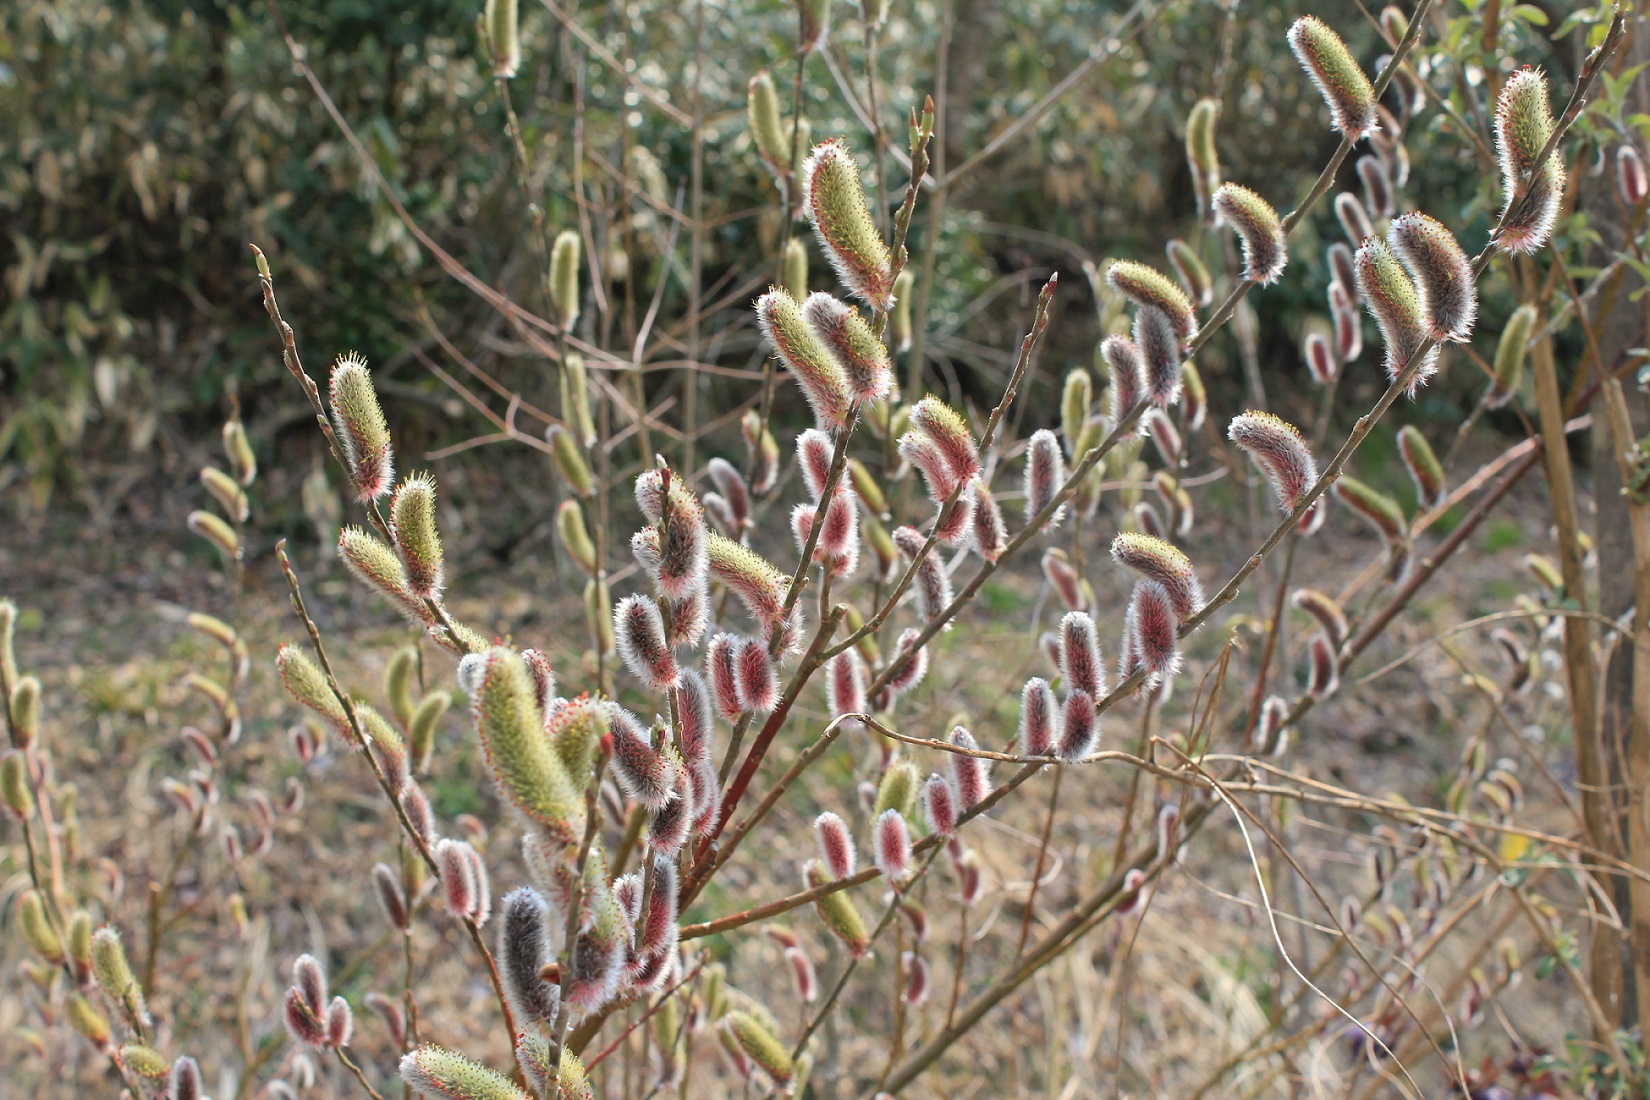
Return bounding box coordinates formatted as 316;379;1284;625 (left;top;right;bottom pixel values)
0;429;1603;1098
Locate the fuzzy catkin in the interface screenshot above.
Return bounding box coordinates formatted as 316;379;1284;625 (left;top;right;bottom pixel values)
801;140;893;310
1228;411;1318;519
1288;16;1376;139
1493;69;1564;255
1212;183;1287;284
329;353;393;501
1354;236;1438;396
1106;261;1197;346
1388;212;1476;342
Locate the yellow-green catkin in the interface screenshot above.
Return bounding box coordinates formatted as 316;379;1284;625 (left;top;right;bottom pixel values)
560;353;596;447
1287;16;1376;139
874;759;920;819
585;578;615;657
1061;369;1092;459
2;750;32;817
1488;304;1537;408
224;416;257;486
727;1011;794;1085
748;70;789;177
92;926;148;1025
385;645;419;730
557;500;598;574
328;353;395;501
472;648;582;844
67;992;111;1048
549;426;594;497
0;598;17;690
400;1044;531;1100
847;458;888;517
801;140;894;309
188;510;242;560
391;473;444;601
783;237;809;301
120;1044;169;1080
1185;98;1221;216
409;692;450;773
18;891;61;961
484;0;520;78
202;466;248;522
11;675;40;749
551;230;581;331
889;269;915;352
67;910;94;978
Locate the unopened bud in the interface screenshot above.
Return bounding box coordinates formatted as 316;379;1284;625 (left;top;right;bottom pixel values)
1396;424;1444;509
551;229;581;330
1487;304;1536;408
484;0;520;77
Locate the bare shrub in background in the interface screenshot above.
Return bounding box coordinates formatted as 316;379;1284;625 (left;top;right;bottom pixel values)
5;0;1650;1097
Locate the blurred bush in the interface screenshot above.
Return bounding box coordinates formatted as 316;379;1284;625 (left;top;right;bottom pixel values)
0;0;1581;516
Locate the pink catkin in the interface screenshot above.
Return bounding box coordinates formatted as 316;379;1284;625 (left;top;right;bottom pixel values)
609;709;675;810
1041;549;1084;611
796;429;834;500
1134;305;1184;406
734;637;778;712
786;946;819;1003
886;629;929;696
1227;411;1318;518
826;651;866;725
1307;633;1340;699
1019;677;1057;756
971;482;1008;562
814;811;857;879
873;809;912;885
1058;611;1106;698
614;595;678;691
1127;580;1182;681
1102;335;1146;428
923;773;958;835
948;727;992;807
1058;690;1097;762
1024;429;1067;528
706;634;744;719
1329;281;1363;363
1304;331;1337;384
